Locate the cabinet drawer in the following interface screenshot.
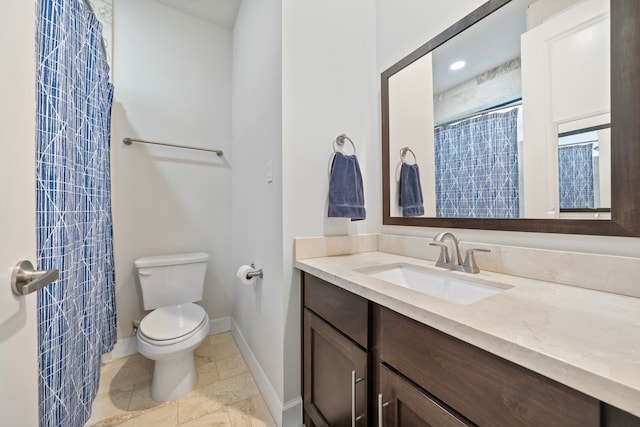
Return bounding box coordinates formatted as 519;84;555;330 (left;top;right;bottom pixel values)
379;364;470;427
378;306;600;427
303;273;369;348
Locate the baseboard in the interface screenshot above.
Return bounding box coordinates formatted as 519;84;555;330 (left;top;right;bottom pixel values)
105;316;232;362
282;396;303;427
209;316;231;335
106;336;137;361
231;320;303;427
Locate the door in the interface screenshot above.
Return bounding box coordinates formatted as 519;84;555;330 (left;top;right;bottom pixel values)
378;364;469;427
0;1;40;426
304;309;368;427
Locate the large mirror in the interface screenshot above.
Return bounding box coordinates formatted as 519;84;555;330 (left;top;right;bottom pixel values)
381;0;640;236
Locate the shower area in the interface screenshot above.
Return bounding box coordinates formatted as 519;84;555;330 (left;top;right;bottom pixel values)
36;0;116;425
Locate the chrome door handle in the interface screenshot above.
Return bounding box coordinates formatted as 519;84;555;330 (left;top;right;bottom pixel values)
11;260;59;296
351;370;365;426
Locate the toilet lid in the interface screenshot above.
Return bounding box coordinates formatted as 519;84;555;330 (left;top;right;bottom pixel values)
139;303;206;341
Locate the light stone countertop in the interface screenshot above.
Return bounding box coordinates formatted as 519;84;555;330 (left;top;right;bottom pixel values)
295;251;640;417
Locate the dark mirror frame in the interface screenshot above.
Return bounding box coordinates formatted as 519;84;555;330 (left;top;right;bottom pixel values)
381;0;640;237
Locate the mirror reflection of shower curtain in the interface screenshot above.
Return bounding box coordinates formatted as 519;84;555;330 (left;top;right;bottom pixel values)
434;108;520;218
558;144;595;209
36;1;116;426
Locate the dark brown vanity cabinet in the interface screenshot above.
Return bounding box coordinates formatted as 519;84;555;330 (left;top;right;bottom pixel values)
302;273;640;427
378;364;469;427
377;306;599;427
303;274;370;427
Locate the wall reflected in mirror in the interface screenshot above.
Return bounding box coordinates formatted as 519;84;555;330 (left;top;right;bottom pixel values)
387;0;610;220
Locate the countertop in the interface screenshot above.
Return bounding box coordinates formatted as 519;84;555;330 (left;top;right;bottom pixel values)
295;251;640;417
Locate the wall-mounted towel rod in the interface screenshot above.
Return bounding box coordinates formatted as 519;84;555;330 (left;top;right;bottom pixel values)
123;138;224;156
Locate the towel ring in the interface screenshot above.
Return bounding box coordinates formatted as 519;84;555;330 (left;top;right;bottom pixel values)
401;147;417;164
334;134;356;155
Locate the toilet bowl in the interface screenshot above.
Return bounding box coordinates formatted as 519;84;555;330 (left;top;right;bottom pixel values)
135;303;210;401
133;252;210;402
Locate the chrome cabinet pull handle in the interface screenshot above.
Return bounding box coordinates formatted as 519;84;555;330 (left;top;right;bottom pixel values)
378;392;391;427
11;260;59;296
378;393;384;427
352;370;365;426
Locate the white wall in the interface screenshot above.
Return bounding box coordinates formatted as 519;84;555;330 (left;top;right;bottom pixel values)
377;0;640;258
230;0;378;424
111;0;233;341
388;53;435;217
231;0;285;421
282;0;378;419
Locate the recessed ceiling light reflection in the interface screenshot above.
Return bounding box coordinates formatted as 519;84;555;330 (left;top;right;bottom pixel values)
450;61;466;71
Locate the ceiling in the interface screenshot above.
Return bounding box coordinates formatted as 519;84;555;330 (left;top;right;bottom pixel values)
154;0;242;30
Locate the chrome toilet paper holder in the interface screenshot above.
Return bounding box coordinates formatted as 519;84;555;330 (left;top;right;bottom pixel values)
246;264;263;280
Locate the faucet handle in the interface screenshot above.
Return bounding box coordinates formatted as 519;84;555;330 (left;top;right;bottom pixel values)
429;242;450;267
463;248;491;274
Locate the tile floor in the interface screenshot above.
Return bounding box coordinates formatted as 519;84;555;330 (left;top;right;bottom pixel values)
87;333;275;427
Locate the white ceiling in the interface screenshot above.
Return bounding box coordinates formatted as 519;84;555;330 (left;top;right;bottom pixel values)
154;0;242;30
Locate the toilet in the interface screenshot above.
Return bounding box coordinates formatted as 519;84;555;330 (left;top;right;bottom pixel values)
134;252;211;402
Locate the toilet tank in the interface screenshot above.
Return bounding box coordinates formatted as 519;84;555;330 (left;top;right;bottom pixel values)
134;252;209;310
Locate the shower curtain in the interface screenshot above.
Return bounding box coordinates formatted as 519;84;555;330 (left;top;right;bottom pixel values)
558;144;595;209
434;108;520;218
36;0;116;426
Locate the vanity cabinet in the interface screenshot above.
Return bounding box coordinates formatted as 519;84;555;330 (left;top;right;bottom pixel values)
303;274;370;427
377;305;599;427
378;363;470;427
301;272;640;427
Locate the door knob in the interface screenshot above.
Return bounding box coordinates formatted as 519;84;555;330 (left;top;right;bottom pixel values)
11;260;59;296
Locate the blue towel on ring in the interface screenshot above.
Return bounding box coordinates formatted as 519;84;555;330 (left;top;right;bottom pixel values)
328;152;366;221
399;162;424;217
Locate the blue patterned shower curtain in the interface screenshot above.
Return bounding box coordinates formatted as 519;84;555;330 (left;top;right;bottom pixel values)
434;108;520;218
558;144;595;209
36;1;116;426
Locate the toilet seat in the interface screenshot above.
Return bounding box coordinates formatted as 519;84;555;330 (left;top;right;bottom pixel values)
138;303;207;346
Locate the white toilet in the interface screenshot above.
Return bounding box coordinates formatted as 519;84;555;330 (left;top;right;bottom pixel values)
134;252;211;402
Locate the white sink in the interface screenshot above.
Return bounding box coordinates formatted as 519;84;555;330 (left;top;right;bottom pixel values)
361;264;507;305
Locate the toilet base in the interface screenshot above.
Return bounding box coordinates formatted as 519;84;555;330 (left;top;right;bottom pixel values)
151;352;197;402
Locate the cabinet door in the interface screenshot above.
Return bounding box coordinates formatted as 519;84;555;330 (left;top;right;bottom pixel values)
304;308;368;427
378;364;470;427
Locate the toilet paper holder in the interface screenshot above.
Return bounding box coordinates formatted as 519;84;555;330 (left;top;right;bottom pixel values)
246;264;263;280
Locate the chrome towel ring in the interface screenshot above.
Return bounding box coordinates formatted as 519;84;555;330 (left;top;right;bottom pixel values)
334;134;356;155
400;147;417;164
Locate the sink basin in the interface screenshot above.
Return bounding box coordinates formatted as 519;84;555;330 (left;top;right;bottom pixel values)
361;264;506;305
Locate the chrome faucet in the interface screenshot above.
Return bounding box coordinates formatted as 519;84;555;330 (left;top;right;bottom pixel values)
429;232;490;274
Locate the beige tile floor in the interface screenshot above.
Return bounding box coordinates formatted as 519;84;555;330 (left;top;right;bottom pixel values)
87;333;276;427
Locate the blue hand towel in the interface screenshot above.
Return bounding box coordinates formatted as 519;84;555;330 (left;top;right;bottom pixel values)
328;152;366;221
399;162;424;217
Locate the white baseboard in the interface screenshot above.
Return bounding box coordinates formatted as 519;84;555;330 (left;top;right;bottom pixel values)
231;320;303;427
105;316;232;362
282;396;303;427
106;336;137;361
209;316;231;335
